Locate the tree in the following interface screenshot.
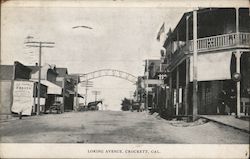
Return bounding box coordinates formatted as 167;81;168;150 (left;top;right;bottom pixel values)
121;98;131;111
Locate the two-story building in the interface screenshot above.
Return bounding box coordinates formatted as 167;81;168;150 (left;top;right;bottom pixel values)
162;8;250;117
30;63;62;113
143;59;165;111
56;68;77;112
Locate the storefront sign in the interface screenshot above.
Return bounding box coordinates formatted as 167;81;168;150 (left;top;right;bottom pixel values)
144;79;164;85
158;73;167;80
11;81;34;115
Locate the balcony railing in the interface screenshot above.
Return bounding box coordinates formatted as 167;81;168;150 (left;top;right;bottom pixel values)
189;32;250;52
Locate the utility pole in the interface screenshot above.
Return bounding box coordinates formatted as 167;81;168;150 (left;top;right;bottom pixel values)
92;90;101;101
81;80;93;105
74;75;79;111
145;59;149;111
192;9;198;121
25;41;55;115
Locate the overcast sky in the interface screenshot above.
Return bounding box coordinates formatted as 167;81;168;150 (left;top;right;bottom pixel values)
1;2;192;110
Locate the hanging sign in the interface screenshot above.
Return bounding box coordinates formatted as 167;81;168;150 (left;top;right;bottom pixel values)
11;81;34;115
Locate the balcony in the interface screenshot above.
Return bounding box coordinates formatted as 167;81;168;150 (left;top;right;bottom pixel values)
189;32;250;52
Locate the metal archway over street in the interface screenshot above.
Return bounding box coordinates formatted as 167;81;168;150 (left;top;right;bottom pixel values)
79;69;137;84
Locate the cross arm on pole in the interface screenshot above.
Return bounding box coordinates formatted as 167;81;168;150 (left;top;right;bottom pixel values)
25;41;55;44
25;45;41;47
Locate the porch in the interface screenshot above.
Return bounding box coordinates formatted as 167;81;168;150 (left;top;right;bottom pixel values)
189;32;250;53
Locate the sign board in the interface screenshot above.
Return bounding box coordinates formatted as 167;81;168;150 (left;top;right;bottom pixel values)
190;52;232;81
11;81;34;115
144;79;164;85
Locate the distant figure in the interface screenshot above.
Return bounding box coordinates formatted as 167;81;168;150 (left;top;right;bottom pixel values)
218;90;227;115
228;88;236;114
139;103;145;112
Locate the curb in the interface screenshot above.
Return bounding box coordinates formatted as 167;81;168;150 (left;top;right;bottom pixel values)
199;116;250;134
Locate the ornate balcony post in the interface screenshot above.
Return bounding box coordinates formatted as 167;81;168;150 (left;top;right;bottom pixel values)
234;50;242;118
236;7;239;45
184;15;190;116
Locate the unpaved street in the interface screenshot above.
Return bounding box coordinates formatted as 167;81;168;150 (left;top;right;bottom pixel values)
0;111;249;143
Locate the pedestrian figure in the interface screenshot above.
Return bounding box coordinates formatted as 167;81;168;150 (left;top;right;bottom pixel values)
218;90;227;115
228;88;236;115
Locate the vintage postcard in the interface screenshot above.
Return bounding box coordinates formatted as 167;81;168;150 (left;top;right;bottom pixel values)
0;0;249;158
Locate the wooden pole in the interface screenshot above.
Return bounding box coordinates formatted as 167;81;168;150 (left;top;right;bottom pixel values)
37;42;42;115
74;75;79;111
234;51;242;117
185;15;190;116
146;59;149;111
169;72;173;115
192;10;198;120
236;8;239;45
76;75;79;109
176;67;179;115
24;41;55;115
235;8;241;118
62;78;65;113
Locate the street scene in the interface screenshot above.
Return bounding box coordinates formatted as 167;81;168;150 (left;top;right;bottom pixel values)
0;0;250;148
0;111;249;143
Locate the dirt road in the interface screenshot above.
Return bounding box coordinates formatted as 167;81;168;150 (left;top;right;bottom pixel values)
0;111;249;143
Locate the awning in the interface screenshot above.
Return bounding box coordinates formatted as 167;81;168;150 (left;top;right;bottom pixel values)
31;79;62;95
190;51;232;81
43;80;62;94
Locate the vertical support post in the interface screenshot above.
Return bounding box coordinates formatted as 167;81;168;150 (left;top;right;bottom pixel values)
165;84;168;109
236;7;239;45
169;72;173;115
37;42;42;115
74;76;77;110
186;15;190;50
146;59;149;111
234;50;242;117
10;63;16;115
156;86;159;111
185;59;190;115
136;85;138;102
62;77;65;113
192;9;198;120
76;75;79;109
85;81;88;106
33;83;36;113
176;67;179;115
185;15;190;116
24;40;54;114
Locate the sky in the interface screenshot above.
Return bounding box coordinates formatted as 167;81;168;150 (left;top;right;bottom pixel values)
1;2;190;110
